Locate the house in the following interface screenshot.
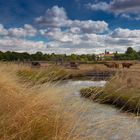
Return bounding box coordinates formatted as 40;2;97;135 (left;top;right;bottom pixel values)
96;50;116;61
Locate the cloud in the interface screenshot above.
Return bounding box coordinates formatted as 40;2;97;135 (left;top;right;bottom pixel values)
0;37;46;53
0;24;46;53
0;24;37;37
34;6;140;54
87;0;140;20
86;2;110;11
9;24;37;37
0;28;140;54
36;6;108;34
0;5;139;54
36;6;68;28
109;0;140;14
40;27;140;54
0;24;8;36
110;28;140;38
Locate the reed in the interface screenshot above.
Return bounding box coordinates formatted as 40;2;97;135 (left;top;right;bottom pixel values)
80;70;140;114
0;63;80;140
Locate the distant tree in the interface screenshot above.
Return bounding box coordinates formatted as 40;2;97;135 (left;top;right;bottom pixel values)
70;54;77;61
125;47;137;60
0;51;95;62
0;51;4;60
126;47;136;55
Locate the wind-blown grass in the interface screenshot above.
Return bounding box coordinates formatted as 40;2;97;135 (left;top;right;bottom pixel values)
1;62;140;140
17;66;69;85
80;70;140;114
0;63;80;140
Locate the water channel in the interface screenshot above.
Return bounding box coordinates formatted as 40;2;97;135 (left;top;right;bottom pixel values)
57;80;140;140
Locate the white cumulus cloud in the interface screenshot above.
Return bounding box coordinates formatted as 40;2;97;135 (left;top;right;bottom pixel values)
0;24;37;38
36;6;108;34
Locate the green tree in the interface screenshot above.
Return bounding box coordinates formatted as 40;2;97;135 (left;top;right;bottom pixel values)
126;47;136;55
125;47;137;60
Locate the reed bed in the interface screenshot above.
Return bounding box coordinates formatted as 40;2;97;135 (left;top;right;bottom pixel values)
1;62;140;140
0;63;81;140
81;70;140;114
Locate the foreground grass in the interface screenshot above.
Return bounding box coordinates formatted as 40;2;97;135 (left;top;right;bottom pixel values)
81;71;140;114
0;63;81;140
1;62;140;140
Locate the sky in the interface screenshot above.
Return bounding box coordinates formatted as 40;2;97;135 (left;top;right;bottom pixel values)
0;0;140;54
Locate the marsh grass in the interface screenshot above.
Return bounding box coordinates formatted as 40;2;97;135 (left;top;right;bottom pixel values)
0;63;84;140
80;70;140;114
1;62;140;140
17;65;69;85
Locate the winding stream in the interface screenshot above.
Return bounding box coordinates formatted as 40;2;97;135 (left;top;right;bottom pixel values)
57;80;140;140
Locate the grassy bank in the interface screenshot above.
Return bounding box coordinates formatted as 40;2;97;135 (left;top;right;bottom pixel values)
1;62;140;139
17;66;69;85
81;70;140;114
0;63;82;140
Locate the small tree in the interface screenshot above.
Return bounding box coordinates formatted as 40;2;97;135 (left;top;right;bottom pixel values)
126;47;136;55
125;47;137;60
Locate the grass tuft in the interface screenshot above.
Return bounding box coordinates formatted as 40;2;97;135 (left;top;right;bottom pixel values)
0;63;79;140
17;66;69;85
80;71;140;114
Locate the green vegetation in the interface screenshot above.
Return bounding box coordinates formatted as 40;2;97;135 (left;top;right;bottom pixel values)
80;71;140;114
0;47;139;62
0;51;96;62
114;47;140;60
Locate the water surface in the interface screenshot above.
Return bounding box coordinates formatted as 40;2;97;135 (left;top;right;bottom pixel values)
58;80;140;140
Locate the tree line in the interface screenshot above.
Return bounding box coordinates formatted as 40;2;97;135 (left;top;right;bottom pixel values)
0;51;96;62
0;47;139;62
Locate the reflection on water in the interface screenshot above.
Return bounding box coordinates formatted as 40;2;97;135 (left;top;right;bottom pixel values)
58;80;140;140
62;80;106;89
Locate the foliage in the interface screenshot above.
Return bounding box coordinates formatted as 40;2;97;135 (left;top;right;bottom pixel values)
0;51;96;62
0;47;139;62
114;47;140;60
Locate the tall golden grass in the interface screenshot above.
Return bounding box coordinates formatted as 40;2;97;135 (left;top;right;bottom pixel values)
81;69;140;114
17;65;69;85
1;62;140;140
0;63;82;140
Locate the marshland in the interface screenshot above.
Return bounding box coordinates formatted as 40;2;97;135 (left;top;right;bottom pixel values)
1;0;140;139
0;58;140;140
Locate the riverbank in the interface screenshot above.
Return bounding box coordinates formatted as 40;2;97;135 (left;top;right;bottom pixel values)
80;70;140;114
17;63;117;84
5;60;139;82
1;63;140;139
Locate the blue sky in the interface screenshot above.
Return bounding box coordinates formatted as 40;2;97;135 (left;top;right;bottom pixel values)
0;0;140;54
1;0;140;29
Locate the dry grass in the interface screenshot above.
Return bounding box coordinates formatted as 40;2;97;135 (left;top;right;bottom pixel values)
0;63;82;140
65;64;110;75
1;62;140;140
81;69;140;114
63;62;139;79
17;65;69;85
